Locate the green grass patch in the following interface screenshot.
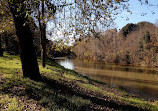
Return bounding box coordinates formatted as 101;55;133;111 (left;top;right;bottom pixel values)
0;53;158;111
120;97;158;111
0;94;19;111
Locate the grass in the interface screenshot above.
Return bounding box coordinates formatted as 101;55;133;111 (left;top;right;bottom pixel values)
0;94;19;111
0;53;158;111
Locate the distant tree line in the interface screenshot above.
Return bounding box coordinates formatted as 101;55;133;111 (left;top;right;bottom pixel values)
72;22;158;67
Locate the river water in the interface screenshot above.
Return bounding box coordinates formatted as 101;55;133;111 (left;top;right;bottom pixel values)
55;57;158;100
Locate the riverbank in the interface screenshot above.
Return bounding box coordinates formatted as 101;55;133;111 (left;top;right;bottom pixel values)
56;58;158;101
0;53;158;110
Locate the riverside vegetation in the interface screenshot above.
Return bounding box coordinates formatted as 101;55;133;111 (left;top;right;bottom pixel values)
0;53;158;111
73;22;158;67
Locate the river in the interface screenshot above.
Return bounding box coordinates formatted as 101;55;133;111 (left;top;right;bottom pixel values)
55;57;158;101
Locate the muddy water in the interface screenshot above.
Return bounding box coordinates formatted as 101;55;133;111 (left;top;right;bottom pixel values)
55;57;158;100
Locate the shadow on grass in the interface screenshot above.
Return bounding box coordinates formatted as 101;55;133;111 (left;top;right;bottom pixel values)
0;55;148;110
0;73;148;111
0;75;91;111
37;75;147;111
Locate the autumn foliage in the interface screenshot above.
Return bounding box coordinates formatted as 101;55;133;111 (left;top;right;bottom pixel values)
73;22;158;67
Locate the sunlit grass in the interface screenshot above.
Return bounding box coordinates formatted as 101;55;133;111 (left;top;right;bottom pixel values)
0;53;92;110
120;97;158;111
0;53;158;110
0;94;19;111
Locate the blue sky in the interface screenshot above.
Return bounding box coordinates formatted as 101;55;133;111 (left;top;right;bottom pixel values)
47;0;158;43
114;0;158;30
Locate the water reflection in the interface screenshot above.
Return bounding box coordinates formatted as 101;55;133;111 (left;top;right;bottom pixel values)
58;59;74;70
55;58;158;100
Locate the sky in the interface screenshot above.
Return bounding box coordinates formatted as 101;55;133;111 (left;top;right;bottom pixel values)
47;0;158;44
114;0;158;30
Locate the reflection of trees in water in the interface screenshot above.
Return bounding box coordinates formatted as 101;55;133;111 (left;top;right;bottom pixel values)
56;57;158;100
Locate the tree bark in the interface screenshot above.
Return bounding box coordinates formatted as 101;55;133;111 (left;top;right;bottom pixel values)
0;34;3;57
41;37;46;67
8;0;40;80
41;23;46;68
41;1;46;68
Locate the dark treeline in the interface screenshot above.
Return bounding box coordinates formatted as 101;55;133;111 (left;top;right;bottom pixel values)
73;22;158;67
0;13;71;58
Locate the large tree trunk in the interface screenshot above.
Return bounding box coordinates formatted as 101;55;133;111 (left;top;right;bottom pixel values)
8;0;40;80
0;34;3;57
